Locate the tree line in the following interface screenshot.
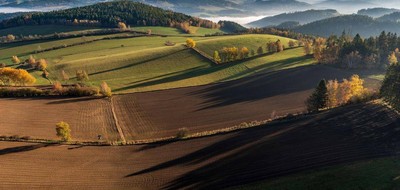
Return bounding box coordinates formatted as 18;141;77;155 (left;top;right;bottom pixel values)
307;31;400;69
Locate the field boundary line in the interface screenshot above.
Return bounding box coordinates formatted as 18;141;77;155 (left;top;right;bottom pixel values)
110;97;126;143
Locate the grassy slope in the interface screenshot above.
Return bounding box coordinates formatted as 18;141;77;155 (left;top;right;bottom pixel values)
196;34;294;57
0;25;100;36
0;32;314;93
232;157;400;190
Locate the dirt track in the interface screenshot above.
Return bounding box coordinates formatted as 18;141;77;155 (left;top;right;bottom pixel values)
0;103;399;189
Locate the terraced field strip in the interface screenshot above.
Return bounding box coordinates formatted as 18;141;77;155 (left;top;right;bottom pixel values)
110;97;126;143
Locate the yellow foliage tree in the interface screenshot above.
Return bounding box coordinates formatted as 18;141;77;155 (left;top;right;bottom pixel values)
240;47;250;59
326;79;339;108
11;56;20;64
186;38;196;48
37;59;48;71
388;52;398;65
56;121;71;142
118;22;127;30
28;55;36;68
0;67;36;86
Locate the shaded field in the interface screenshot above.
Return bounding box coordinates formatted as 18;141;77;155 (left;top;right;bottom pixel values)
114;65;382;140
0;103;399;189
0;97;120;142
131;26;224;36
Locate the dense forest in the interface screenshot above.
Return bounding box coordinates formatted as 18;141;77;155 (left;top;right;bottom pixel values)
218;21;247;33
0;0;218;29
294;15;400;37
310;31;400;69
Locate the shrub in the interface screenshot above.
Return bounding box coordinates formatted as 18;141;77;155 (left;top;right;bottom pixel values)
62;86;99;96
0;87;45;97
56;121;71;142
0;63;5;68
176;128;189;139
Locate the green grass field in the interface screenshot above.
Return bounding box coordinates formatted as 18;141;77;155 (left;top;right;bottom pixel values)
131;26;224;36
232;157;400;190
0;25;101;36
0;29;315;93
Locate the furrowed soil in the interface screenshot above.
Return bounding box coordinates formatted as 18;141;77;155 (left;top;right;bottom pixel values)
0;97;120;142
0;103;399;189
113;65;382;140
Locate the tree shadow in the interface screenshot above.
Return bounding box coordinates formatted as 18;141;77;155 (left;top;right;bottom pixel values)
0;143;57;156
124;103;400;189
188;65;380;111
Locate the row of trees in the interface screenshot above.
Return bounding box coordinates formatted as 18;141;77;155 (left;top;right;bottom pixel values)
307;31;400;69
213;40;290;64
306;75;367;111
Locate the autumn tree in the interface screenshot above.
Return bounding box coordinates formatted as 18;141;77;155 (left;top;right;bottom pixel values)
0;67;36;86
186;38;196;48
313;38;326;62
117;22;127;30
27;55;36;68
53;81;63;94
76;70;89;81
56;121;71;142
37;59;48;71
343;51;362;68
326;79;339;108
6;34;15;41
240;47;250;59
100;81;112;97
303;41;313;55
306;80;328;111
250;49;256;57
11;56;20;64
213;51;221;63
388;52;398;65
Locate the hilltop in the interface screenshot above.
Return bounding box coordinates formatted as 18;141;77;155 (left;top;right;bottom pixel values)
0;1;217;29
247;9;340;28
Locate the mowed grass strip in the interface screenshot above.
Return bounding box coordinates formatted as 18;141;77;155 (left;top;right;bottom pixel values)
0;33;315;93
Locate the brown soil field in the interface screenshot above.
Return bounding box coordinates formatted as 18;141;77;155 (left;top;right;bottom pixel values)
0;97;120;142
114;65;382;140
0;103;399;189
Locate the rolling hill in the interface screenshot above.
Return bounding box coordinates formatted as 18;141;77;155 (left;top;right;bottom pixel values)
357;7;400;18
247;9;340;28
294;14;400;37
0;1;217;29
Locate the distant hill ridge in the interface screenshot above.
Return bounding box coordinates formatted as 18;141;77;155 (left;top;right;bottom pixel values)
247;9;340;28
0;0;218;29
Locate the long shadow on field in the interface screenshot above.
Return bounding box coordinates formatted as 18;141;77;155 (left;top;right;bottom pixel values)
46;96;104;105
114;55;307;92
0;144;57;156
86;48;187;78
189;65;375;111
126;103;400;189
